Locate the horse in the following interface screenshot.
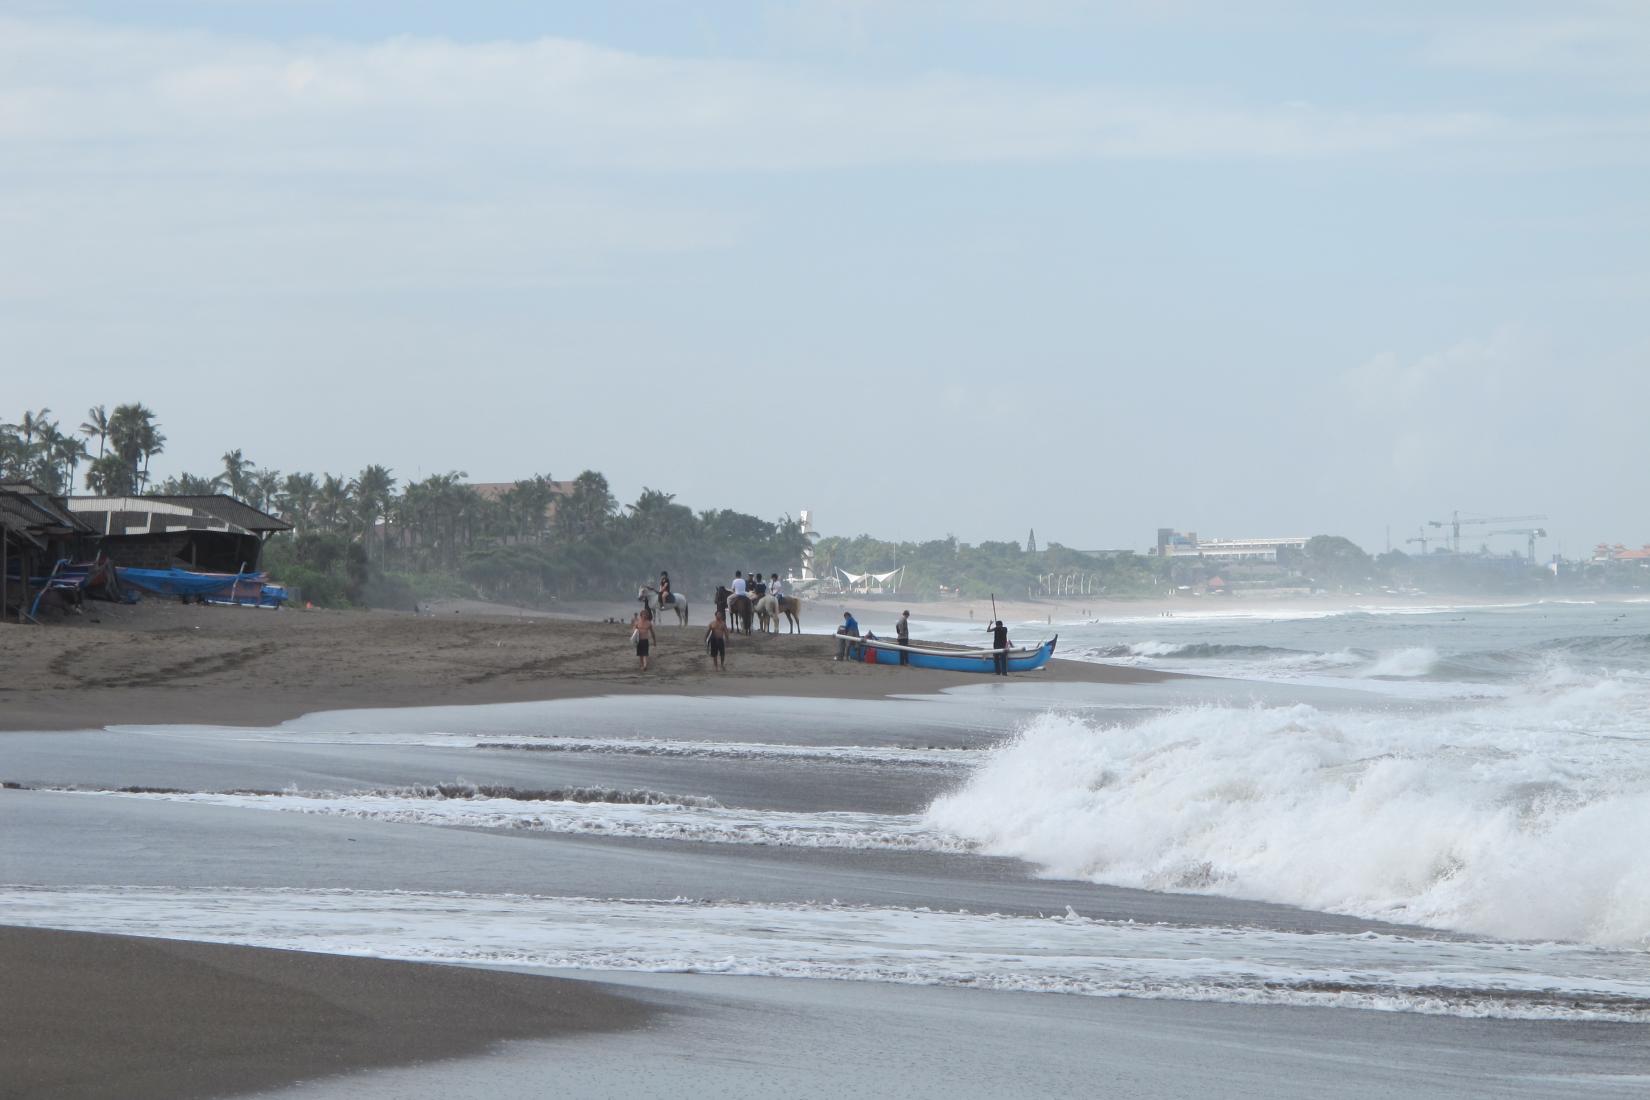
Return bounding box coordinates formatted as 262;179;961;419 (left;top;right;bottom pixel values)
754;594;779;634
728;593;753;635
637;584;688;626
777;595;802;633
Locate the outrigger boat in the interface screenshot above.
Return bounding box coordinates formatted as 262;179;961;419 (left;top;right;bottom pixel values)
844;635;1058;673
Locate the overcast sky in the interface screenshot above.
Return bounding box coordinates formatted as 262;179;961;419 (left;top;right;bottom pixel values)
4;1;1646;555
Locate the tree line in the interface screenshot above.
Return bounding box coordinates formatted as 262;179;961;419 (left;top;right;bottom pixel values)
9;405;1635;606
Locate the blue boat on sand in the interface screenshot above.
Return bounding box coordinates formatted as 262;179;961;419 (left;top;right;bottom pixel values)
845;635;1058;673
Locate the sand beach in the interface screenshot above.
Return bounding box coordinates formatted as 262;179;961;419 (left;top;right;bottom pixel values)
5;598;1650;1098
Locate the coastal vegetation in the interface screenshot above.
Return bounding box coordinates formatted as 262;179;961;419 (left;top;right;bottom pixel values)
5;405;1645;608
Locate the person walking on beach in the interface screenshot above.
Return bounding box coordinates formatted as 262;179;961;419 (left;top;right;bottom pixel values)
989;620;1010;676
705;610;728;671
835;611;860;661
895;610;911;665
632;607;657;672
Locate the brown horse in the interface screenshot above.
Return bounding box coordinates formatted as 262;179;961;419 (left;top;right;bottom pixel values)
729;593;753;635
777;595;802;633
714;586;755;634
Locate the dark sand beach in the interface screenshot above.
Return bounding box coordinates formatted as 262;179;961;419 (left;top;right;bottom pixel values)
0;926;648;1100
0;600;1165;733
5;602;1649;1098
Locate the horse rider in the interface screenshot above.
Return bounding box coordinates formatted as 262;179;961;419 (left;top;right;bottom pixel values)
658;571;673;605
732;571;747;598
769;573;783;601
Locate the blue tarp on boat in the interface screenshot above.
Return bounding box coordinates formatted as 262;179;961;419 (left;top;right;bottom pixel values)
114;566;279;600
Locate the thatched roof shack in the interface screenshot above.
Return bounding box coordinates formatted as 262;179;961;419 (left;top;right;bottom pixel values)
67;494;292;573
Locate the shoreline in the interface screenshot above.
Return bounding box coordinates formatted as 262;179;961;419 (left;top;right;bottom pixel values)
0;602;1171;733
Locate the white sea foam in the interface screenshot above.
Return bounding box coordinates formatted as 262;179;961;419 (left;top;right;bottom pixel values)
61;787;969;852
7;885;1650;1021
228;732;974;767
1362;646;1440;679
924;682;1650;946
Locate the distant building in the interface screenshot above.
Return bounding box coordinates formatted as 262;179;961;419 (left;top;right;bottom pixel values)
468;480;576;521
1594;543;1650;563
1154;528;1308;563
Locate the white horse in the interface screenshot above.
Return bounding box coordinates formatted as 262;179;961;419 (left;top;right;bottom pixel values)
638;585;689;626
754;594;779;634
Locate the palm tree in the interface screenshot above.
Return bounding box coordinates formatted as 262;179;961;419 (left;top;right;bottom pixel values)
53;433;91;493
80;405;110;464
316;474;354;532
252;467;281;513
28;421;65;491
350;464;397;559
221;449;253;500
13;407;52;447
279;472;320;533
108;404;162;492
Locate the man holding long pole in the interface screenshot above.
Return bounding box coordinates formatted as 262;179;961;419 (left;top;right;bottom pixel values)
990;618;1010;676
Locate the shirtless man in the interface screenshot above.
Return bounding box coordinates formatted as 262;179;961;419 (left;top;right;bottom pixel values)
632;607;657;671
704;609;728;671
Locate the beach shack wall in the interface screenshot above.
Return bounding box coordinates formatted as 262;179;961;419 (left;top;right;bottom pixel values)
66;494;292;572
1;482;99;621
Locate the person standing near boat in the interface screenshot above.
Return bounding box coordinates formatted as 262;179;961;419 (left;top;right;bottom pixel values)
704;610;728;671
895;610;911;665
989;620;1010;675
835;611;860;661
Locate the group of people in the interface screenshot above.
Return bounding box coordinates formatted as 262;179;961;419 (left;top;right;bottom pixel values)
727;570;785;600
632;569;791;673
835;611;1015;674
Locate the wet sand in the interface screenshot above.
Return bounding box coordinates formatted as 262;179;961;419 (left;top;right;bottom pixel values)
0;926;648;1100
0;601;1166;732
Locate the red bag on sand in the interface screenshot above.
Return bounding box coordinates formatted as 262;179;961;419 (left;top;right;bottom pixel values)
863;646;878;664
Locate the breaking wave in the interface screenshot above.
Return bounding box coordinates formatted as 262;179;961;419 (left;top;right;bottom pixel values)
924;678;1650;946
51;784;969;853
10;885;1650;1021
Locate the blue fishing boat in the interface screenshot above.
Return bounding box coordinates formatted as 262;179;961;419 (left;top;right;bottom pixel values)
845;635;1058;673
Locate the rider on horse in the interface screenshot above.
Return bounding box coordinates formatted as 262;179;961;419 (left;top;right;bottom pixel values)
658;571;673;604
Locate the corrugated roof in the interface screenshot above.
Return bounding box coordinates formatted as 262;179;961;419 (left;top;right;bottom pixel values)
68;494;291;533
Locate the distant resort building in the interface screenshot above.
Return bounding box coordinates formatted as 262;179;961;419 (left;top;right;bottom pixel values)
1153;528;1309;563
1593;543;1650;564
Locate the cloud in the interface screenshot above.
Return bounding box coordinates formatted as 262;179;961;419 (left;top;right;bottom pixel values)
0;17;1532;170
1340;327;1550;490
1406;1;1650;91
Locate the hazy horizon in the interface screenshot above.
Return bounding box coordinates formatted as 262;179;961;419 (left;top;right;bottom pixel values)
5;2;1646;556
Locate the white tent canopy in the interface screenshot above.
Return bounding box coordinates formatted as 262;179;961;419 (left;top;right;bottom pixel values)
838;566;904;593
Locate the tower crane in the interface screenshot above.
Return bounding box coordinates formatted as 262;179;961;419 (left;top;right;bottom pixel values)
1404;529;1432;554
1427;511;1548;554
1490;528;1547;563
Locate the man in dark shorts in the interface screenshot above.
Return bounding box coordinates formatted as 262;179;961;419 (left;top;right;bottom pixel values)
705;610;728;671
633;607;657;671
990;620;1010;675
895;610;911;665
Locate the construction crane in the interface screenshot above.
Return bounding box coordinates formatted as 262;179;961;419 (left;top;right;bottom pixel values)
1427;511;1549;554
1490;528;1547;563
1404;529;1433;554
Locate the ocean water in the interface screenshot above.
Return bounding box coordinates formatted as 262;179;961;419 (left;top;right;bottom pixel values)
5;599;1650;1030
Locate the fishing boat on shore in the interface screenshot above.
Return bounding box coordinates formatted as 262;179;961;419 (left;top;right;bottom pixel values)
844;635;1058;673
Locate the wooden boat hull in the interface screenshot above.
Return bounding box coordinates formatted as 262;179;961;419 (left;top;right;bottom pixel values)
847;635;1057;673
